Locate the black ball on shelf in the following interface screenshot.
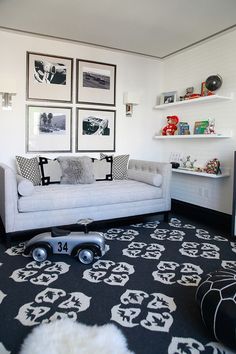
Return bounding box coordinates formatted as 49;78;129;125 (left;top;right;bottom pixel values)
170;162;180;169
205;74;222;91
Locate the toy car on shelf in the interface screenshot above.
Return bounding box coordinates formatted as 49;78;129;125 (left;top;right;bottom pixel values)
24;219;106;264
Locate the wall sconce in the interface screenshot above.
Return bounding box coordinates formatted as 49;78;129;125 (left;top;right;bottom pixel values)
123;92;140;117
0;79;17;110
1;93;16;110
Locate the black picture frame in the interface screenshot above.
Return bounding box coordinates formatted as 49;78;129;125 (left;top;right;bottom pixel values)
26;52;73;103
160;91;177;105
76;107;116;152
26;105;72;153
76;59;116;106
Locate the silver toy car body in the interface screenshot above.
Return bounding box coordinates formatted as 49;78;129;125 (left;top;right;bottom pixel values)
24;228;106;264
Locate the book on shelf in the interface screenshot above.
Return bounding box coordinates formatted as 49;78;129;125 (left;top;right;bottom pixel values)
178;122;190;135
193;120;209;134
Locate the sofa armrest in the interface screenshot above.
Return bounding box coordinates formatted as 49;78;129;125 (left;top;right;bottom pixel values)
128;159;172;206
0;163;18;233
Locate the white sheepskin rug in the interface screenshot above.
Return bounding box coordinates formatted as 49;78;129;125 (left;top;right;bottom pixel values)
19;319;135;354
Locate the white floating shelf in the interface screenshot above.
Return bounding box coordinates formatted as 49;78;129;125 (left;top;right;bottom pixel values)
154;133;232;139
172;168;230;178
154;94;233;110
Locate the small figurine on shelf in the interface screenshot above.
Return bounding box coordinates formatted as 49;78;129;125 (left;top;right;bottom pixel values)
180;155;189;168
180;155;197;169
204;158;221;175
162;115;179;136
180;87;201;100
184;87;194;99
204;118;215;134
189;158;197;169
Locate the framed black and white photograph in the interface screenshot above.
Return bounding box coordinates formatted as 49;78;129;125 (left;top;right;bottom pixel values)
26;52;73;102
76;59;116;105
26;105;72;152
160;91;177;104
76;108;116;152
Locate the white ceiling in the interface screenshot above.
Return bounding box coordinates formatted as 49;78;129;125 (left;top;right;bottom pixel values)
0;0;236;58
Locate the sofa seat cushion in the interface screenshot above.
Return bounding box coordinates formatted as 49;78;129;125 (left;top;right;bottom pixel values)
17;180;162;213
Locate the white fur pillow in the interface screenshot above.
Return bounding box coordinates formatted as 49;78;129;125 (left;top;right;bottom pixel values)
128;169;162;187
57;156;95;184
16;174;34;196
19;319;135;354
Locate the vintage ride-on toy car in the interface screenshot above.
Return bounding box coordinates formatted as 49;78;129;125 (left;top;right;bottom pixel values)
24;219;106;264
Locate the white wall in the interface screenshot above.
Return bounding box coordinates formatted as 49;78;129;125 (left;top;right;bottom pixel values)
1;28;236;215
156;29;236;214
0;29;164;168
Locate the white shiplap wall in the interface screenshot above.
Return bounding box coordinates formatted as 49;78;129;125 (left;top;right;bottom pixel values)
154;30;236;214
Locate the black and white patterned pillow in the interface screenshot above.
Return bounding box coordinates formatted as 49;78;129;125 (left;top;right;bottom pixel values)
92;156;113;181
38;157;62;185
100;154;129;180
16;156;41;186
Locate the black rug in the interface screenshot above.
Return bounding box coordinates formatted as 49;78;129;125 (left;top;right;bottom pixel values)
0;216;235;354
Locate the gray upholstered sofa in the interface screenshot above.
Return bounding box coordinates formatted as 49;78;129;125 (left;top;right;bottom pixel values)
0;159;171;237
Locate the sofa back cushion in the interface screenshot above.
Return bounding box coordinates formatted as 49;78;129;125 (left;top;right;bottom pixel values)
57;156;95;184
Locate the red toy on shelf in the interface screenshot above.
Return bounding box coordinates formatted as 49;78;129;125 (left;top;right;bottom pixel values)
162;115;179;136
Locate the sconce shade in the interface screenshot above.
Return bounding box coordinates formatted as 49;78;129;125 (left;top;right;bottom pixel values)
0;77;17;110
2;93;14;110
123;92;140;105
0;78;17;94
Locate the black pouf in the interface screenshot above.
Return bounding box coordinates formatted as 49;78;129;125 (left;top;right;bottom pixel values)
196;268;236;349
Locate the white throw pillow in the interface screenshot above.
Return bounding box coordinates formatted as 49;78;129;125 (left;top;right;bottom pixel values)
16;174;34;196
128;169;162;187
92;156;113;181
38;156;62;185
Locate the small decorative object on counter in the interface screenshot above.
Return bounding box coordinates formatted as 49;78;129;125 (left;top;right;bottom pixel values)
180;155;197;169
180;87;201;100
184;87;194;99
205;158;221;175
205;74;223;93
160;91;177;104
189;158;197;169
162;115;179;136
204;119;215;134
188;93;201;99
180;155;190;168
178;122;190;135
201;81;210;96
170;162;180;169
194;120;209;134
194;167;205;173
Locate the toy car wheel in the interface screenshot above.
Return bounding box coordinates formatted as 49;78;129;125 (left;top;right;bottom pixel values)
78;248;94;264
32;246;48;262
